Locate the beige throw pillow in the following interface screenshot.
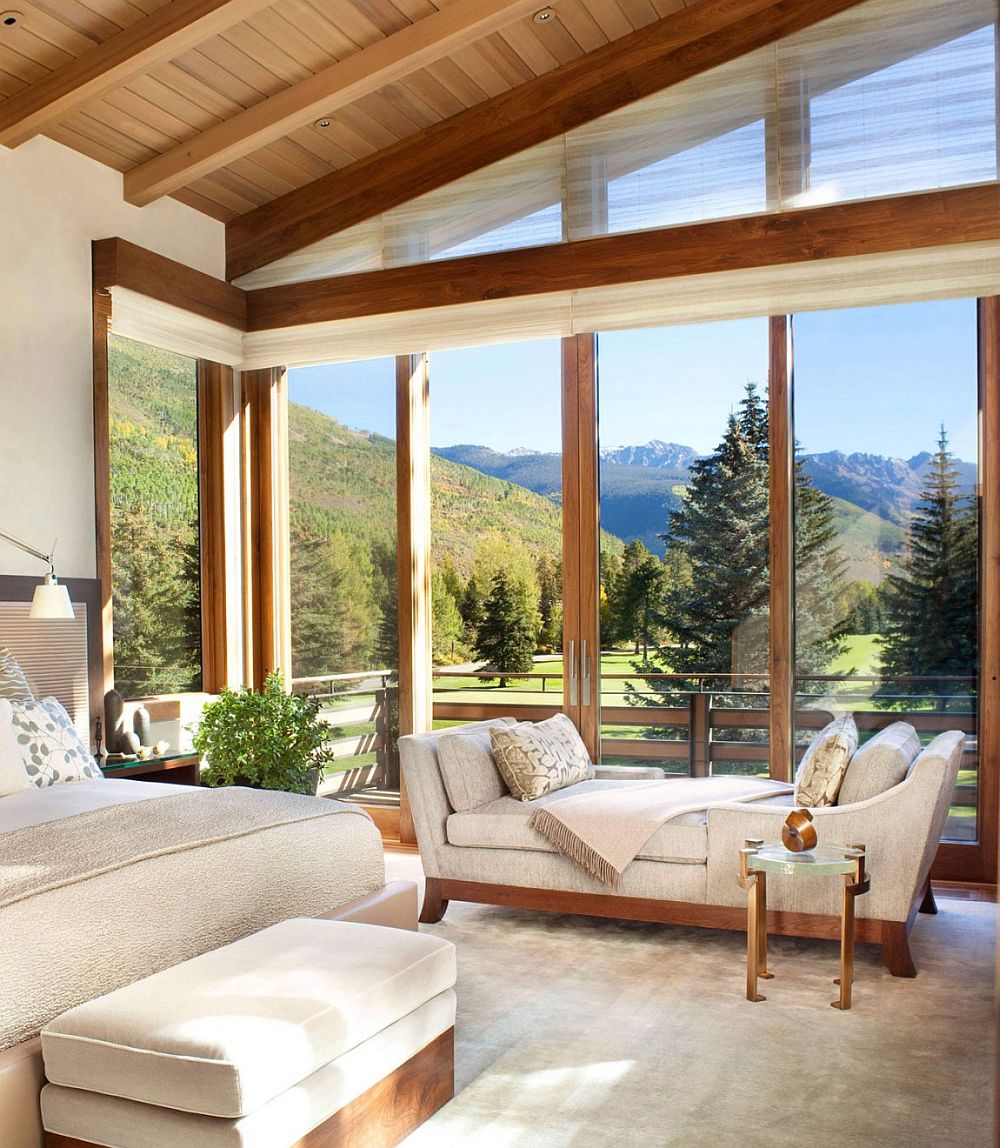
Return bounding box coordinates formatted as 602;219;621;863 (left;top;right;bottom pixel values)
437;718;517;812
837;722;920;805
794;714;858;808
490;713;594;801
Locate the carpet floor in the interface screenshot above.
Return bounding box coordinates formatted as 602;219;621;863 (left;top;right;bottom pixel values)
387;852;996;1148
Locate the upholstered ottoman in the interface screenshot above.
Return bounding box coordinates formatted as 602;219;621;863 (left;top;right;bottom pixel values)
39;918;456;1148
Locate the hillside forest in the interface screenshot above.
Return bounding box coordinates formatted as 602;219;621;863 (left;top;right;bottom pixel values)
108;336;979;711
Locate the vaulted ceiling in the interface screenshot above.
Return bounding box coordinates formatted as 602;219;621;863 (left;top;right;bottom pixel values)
0;0;687;223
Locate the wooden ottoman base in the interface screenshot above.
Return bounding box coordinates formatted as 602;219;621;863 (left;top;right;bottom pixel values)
46;1028;455;1148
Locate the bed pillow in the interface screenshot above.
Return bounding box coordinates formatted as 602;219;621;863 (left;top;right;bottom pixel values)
837;722;920;805
437;718;518;812
0;647;33;703
0;699;31;795
490;713;594;801
794;714;858;808
10;696;103;787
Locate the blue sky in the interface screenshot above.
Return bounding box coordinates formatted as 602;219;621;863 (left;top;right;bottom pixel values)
288;298;979;465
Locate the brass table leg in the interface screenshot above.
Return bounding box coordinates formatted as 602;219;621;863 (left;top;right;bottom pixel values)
832;846;870;1011
739;840;772;1002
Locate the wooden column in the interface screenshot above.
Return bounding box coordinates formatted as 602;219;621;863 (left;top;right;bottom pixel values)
396;353;432;844
769;315;795;782
91;284;114;695
240;366;289;689
562;334;601;761
197;361;233;693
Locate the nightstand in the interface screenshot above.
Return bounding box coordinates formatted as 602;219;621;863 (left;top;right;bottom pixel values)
100;752;201;786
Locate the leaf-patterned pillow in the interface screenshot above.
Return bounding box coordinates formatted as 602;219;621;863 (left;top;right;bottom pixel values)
490;713;595;801
11;696;102;787
0;647;33;703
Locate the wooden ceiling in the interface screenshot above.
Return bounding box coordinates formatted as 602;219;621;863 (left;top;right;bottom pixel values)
0;0;687;222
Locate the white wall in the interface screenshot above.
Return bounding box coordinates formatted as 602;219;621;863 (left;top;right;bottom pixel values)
0;136;225;579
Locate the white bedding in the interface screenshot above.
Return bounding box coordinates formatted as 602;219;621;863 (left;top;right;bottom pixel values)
0;777;179;832
0;782;386;1050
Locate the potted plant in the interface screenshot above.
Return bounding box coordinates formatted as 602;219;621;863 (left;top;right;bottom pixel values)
193;670;334;795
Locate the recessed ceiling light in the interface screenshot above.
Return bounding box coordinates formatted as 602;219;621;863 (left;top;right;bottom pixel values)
314;118;332;130
0;11;24;28
532;7;555;24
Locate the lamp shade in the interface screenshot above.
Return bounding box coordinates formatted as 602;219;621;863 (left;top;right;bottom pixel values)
29;576;74;620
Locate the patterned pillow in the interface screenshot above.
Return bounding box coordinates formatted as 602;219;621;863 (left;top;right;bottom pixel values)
837;722;920;805
0;647;33;703
0;699;31;796
490;713;594;801
794;714;858;808
11;696;103;787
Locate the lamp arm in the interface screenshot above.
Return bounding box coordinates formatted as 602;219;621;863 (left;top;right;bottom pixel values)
0;530;56;575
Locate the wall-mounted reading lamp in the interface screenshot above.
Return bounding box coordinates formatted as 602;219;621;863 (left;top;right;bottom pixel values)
0;531;75;619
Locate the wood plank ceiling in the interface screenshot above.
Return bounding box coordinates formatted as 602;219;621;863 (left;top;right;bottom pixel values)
0;0;686;222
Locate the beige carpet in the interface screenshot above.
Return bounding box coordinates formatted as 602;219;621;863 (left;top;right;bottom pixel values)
387;852;996;1148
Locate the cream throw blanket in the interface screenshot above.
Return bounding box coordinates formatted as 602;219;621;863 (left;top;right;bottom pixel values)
0;786;360;909
529;777;793;889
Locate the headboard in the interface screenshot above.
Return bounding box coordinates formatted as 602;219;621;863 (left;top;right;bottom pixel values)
0;576;104;748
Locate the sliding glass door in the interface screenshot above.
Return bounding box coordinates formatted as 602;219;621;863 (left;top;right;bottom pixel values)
593;319;773;776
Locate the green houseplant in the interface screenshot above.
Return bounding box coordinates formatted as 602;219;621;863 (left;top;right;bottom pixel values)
193;670;334;795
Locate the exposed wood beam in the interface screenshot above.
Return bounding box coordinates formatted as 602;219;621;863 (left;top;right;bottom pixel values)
93;237;247;329
244;185;1000;330
226;0;871;280
125;0;544;207
0;0;273;148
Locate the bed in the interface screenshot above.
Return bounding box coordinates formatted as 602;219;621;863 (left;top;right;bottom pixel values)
0;778;411;1148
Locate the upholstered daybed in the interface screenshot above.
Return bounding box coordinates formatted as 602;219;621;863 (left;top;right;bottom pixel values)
400;719;963;979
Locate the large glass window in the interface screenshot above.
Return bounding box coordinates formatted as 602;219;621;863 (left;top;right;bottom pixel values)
596;319;771;775
792;300;980;840
108;335;202;698
427;340;563;724
286;358;399;797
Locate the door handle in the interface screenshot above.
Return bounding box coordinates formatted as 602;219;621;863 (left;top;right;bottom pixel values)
582;640;592;707
568;640;578;707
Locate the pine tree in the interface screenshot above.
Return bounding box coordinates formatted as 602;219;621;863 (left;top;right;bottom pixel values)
879;428;978;709
474;569;536;687
795;454;849;675
612;540;664;657
535;553;563;651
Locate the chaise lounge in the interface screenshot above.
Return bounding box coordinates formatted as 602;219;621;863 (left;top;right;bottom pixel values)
401;718;964;976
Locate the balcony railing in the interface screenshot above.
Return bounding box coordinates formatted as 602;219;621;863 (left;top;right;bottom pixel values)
295;666;978;842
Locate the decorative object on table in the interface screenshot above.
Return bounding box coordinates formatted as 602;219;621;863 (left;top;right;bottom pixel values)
153;739;170;755
10;696;103;786
94;715;102;760
103;689;126;754
121;730;141;755
132;704;151;748
738;839;870;1010
193;670;334;796
105;752;139;763
0;530;74;619
781;808;818;852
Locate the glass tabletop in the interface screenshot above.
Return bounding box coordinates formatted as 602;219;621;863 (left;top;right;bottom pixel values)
746;843;864;877
100;752;193;771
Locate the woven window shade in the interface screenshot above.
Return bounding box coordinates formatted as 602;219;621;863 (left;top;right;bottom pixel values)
109;288;244;366
235;0;997;294
240;239;1000;369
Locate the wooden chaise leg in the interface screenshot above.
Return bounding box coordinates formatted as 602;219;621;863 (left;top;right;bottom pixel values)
419;878;449;924
918;877;939;915
881;921;917;977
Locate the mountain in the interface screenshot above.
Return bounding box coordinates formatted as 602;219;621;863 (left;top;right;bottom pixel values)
801;450;977;525
436;439;975;580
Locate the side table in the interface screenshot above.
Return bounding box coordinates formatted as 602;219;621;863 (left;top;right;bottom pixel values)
738;839;870;1010
100;752;201;786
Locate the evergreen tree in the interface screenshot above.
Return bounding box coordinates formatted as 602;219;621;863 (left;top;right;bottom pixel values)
431;568;467;664
599;550;623;644
612;540;664;657
535;553;563;651
879;428;978;709
629;383;845;710
474;569;536;687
